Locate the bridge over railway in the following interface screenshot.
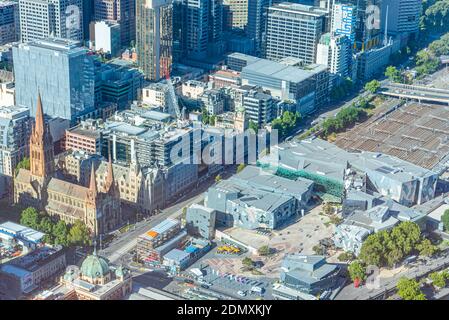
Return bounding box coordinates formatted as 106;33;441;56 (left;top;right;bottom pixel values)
381;82;449;105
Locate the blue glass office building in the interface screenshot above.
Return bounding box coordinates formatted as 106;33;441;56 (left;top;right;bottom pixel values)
13;38;95;123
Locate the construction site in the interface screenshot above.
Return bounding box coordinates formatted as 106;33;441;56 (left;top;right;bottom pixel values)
335;101;449;173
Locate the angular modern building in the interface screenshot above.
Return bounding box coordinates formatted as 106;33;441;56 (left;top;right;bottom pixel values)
136;0;173;81
19;0;84;42
265;2;327;64
13;38;95;123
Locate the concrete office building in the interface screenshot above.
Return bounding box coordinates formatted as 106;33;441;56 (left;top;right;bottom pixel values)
65;119;103;154
94;0;135;46
265;3;327;64
94;58;144;110
19;0;83;42
136;0;173;81
90;20;121;57
381;0;422;39
243;90;275;127
0;1;19;45
13;38;95;123
240;57;329;114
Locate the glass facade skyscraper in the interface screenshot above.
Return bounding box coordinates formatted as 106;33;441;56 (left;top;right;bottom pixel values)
136;0;173;81
13;38;95;123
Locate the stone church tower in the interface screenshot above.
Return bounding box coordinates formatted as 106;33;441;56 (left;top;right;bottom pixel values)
30;93;54;179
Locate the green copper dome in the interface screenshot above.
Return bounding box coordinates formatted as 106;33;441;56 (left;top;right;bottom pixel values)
80;254;110;279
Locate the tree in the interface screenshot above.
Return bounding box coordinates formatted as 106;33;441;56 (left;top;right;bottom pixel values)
364;80;381;94
429;271;449;289
39;216;54;244
236;163;246;173
258;245;271;256
416;238;438;257
20;207;40;230
442;209;449;231
15;157;30;176
338;251;355;262
348;261;367;282
201;108;210;125
396;277;426;300
385;66;402;83
68;220;92;247
215;174;222;183
242;257;254;268
53;220;69;247
359;232;385;267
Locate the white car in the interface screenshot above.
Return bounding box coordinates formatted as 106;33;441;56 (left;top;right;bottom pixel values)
237;290;246;297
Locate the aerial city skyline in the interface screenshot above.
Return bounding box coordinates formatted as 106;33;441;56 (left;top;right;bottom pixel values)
0;0;448;305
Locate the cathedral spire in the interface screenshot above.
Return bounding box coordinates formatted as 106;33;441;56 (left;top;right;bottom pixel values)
89;163;97;196
30;91;54;178
34;92;46;139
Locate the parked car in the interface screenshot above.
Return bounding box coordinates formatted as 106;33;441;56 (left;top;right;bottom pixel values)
237;290;247;297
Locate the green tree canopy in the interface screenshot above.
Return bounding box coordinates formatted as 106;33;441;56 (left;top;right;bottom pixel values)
385;66;402;82
68;220;92;247
416;238;438;257
53;220;69;247
20;207;40;230
258;245;271;256
396;277;426;300
15;157;30;176
348;261;367;282
364;80;381;94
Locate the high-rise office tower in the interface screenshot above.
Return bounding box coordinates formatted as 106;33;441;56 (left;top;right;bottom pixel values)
222;0;248;32
186;0;224;60
381;0;421;39
94;0;136;46
208;0;224;57
173;0;187;62
82;0;93;40
265;2;327;64
19;0;84;42
13;38;95;123
0;1;19;45
186;0;209;59
247;0;271;56
136;0;173;81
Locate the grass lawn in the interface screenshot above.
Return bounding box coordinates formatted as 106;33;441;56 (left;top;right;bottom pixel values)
0;198;24;224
